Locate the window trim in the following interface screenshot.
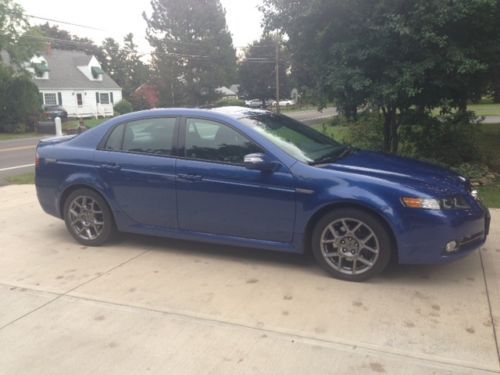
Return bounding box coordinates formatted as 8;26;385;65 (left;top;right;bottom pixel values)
100;93;110;105
98;116;181;159
44;93;57;106
178;116;266;167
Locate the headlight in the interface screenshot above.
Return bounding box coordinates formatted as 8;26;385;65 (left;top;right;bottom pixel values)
402;196;471;210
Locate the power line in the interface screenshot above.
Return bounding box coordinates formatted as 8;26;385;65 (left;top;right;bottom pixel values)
26;14;107;32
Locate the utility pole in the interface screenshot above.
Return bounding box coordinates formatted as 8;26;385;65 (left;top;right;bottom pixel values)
275;40;280;114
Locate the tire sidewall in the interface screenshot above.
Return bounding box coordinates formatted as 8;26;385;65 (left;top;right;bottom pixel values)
312;208;392;282
63;188;114;246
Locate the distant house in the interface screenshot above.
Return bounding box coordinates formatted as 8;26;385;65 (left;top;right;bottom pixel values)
26;49;122;118
216;86;238;100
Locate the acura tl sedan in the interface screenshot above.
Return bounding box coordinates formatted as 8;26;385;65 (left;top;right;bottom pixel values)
35;107;490;281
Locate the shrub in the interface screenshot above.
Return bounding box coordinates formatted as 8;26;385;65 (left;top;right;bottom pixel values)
398;111;482;166
113;99;133;115
0;65;41;133
321;112;384;151
320;111;483;167
215;98;245;107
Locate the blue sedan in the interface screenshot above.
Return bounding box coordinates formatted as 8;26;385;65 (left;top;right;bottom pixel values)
35;107;490;281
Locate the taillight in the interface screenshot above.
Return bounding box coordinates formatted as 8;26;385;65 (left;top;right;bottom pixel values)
35;150;40;168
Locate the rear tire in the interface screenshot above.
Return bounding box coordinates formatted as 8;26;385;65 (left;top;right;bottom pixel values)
63;188;115;246
311;208;392;282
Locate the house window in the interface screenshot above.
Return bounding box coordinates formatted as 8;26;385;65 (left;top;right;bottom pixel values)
91;66;103;79
76;93;83;106
32;62;49;78
57;92;62;105
100;93;110;105
44;93;57;106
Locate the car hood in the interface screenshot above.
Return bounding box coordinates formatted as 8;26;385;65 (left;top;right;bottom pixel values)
319;150;470;195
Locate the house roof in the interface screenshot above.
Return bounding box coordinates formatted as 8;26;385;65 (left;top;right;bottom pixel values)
216;86;237;96
33;49;121;90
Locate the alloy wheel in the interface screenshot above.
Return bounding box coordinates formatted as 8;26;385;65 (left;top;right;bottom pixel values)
320;218;380;275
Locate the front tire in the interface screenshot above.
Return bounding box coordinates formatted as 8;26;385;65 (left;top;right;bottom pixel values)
312;208;392;281
63;188;115;246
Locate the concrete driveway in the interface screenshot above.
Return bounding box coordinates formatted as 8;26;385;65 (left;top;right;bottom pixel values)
0;185;499;374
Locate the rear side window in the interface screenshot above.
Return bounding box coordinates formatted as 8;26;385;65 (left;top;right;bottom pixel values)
104;118;176;156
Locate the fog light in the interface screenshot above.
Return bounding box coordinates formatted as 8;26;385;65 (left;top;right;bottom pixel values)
445;241;458;253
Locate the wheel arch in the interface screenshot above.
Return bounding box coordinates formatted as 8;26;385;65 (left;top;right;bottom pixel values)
303;201;399;262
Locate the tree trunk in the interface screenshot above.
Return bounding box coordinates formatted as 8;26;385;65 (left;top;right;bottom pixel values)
382;107;399;154
493;67;500;104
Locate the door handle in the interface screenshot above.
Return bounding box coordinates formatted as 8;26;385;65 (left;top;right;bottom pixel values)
177;173;203;182
101;163;121;171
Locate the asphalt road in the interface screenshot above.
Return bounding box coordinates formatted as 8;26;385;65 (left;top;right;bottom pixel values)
0;108;338;185
0;137;41;185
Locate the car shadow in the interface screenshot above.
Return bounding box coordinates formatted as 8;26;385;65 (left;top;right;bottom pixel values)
118;231;317;269
114;232;477;283
49;225;480;283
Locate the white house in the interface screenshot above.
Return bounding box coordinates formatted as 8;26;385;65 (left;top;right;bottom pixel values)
216;86;238;100
26;49;122;118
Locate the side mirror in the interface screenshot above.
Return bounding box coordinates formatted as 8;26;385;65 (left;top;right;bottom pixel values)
244;153;280;172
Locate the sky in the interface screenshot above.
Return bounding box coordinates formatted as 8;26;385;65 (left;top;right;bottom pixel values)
17;0;264;55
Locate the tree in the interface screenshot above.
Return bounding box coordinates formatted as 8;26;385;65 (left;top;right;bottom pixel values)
145;0;237;106
33;23;105;63
100;34;149;100
0;0;41;64
238;35;290;104
262;0;500;153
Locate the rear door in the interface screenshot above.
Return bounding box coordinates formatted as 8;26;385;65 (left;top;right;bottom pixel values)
95;117;179;228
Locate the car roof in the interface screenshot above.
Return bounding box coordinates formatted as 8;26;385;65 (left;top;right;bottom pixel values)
111;106;270;123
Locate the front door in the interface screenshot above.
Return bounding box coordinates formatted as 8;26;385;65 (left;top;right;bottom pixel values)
176;117;296;243
95;117;178;228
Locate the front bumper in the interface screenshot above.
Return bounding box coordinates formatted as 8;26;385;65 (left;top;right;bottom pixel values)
396;203;490;264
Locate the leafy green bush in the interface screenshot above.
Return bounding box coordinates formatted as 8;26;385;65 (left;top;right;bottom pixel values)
0;65;41;133
215;98;245;107
320;111;483;167
399;112;481;166
321;112;384;151
113;99;133;115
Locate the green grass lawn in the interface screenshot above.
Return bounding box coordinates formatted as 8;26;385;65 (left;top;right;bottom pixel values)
479;177;500;208
468;103;500;117
63;118;108;131
0;132;39;141
6;172;35;184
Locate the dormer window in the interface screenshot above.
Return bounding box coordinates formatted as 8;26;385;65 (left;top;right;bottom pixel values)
32;62;49;78
91;66;103;79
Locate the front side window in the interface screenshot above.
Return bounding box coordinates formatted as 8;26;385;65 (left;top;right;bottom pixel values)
44;93;57;106
104;118;176;156
240;114;345;164
184;118;261;163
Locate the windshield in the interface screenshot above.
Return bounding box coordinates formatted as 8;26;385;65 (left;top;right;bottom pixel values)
240;114;346;164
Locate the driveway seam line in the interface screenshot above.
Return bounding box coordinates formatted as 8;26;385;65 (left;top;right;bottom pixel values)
480;248;500;368
64;292;500;374
0;249;149;332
